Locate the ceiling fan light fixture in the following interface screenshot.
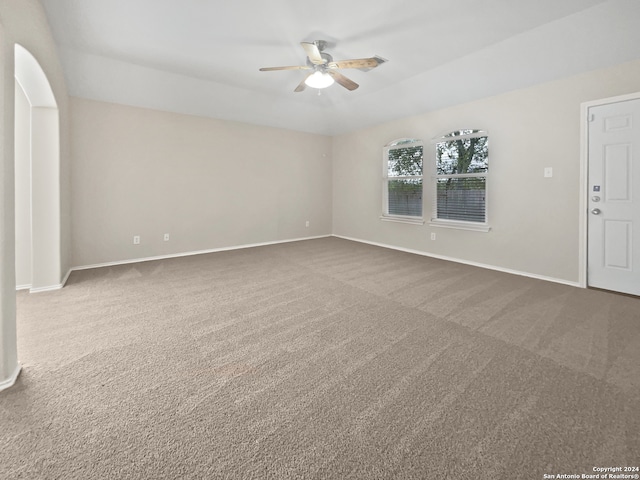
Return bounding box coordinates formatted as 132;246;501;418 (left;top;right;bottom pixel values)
305;71;334;89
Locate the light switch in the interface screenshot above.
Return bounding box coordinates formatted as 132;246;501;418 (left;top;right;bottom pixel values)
544;167;553;178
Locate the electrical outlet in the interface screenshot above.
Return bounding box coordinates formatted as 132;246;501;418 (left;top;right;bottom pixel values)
133;235;140;245
305;221;310;227
164;233;170;241
431;233;436;241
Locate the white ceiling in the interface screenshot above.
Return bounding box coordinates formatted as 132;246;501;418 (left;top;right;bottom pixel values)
41;0;640;135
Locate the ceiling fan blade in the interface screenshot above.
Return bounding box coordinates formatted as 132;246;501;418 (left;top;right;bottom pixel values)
327;57;383;69
301;42;325;65
259;65;311;71
294;74;311;92
327;70;359;91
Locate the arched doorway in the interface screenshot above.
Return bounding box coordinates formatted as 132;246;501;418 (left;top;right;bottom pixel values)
14;44;61;292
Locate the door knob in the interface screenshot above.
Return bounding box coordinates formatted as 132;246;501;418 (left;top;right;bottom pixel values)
591;208;601;215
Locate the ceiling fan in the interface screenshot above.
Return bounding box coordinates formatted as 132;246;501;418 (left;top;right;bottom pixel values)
259;40;386;92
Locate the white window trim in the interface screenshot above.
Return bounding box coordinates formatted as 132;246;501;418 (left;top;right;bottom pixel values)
381;139;424;223
380;215;425;225
431;130;489;232
428;218;491;232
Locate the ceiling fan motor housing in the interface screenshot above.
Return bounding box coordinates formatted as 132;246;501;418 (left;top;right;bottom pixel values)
306;52;333;70
314;40;329;52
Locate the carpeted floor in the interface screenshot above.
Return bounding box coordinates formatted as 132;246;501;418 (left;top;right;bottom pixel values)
1;237;639;479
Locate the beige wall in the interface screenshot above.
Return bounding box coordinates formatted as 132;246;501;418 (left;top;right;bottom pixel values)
31;106;61;288
0;0;71;280
332;60;640;284
72;60;640;281
70;98;333;267
14;82;30;288
0;0;70;387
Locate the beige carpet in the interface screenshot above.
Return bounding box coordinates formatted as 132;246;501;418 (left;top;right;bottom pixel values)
1;237;639;479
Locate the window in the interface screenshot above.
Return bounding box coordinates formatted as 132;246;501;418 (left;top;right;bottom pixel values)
432;130;489;230
382;139;424;224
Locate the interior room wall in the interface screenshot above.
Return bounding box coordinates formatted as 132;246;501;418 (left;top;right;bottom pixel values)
0;0;71;282
332;59;640;285
0;0;70;388
14;82;31;288
70;98;333;267
30;106;61;288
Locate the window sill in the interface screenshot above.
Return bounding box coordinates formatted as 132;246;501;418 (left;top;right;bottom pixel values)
380;215;425;225
429;219;491;232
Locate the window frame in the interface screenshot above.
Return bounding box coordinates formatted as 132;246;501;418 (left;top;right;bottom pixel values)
381;138;425;225
429;130;490;232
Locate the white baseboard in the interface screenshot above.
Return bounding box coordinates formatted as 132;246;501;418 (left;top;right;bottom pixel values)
29;285;61;293
332;234;581;288
30;282;65;293
72;235;332;272
19;235;581;291
0;363;22;392
60;268;72;288
17;268;72;293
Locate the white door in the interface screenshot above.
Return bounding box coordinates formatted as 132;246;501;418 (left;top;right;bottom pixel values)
588;98;640;296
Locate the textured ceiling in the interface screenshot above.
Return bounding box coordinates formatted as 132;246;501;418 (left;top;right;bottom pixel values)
41;0;640;135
